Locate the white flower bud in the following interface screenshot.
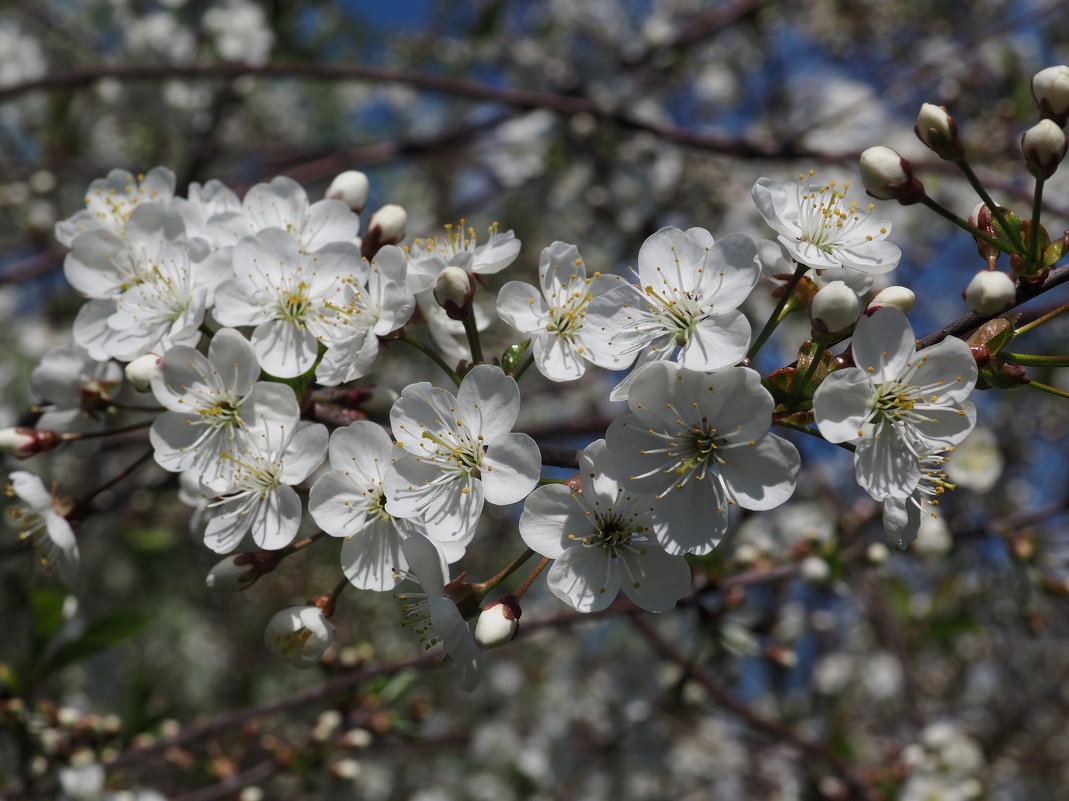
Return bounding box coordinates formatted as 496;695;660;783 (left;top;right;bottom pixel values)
799;556;831;585
811;280;859;334
325;170;370;212
264;605;335;669
0;427;59;458
859;146;924;203
866;542;890;564
124;353;160;392
1021;119;1067;179
205;553;258;591
367;204;406;244
964;271;1016;315
1032;65;1069;125
474;595;521;649
915;103;961;158
433;265;475;320
0;427;38;458
867;285;915;314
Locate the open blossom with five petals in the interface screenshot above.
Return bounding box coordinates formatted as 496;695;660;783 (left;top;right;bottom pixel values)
310;421;460;592
54;166;177;247
149;328;299;489
607;362;800;556
813;308;977;501
406;220;521;294
5;471;79;585
383;365;541;542
202;418;327;553
211;175;361;252
315;245;416;386
519;440;691;612
496;241;622;382
584;226;761;400
75;239;226;362
30;344;122;438
752;175;901;274
214;227;364;378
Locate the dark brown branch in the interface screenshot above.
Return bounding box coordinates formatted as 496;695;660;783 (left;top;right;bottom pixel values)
0;62;795;159
628;614;874;800
916;261;1069;350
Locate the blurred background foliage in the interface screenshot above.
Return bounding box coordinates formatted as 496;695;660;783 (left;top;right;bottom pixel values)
3;1;1069;799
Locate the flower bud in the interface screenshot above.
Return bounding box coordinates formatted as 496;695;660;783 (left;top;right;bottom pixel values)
866;542;889;564
963;271;1016;315
325;170;370;213
811;281;859;337
124;353;160;392
859;146;925;204
1032;65;1069;126
264;605;335;669
474;594;521;649
361;204;407;259
0;427;60;458
433;266;475;321
968;203;1001;267
799;556;831;585
206;553;259;591
915;103;962;159
1021;119;1067;179
866;286;915;314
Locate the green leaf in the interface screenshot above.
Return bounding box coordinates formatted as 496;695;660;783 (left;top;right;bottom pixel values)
125;526;179;553
500;340;530;375
41;610;150;675
29;587;67;645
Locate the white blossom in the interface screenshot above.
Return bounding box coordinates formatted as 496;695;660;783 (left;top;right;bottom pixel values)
5;471;79;585
519;440;691;612
606;362;800;555
406;221;521;294
814;308;977;500
384;365;541;542
201;418;327;553
497;241;622;381
264;605;335;669
150;328;299;489
310;421;458;592
214;228;364;378
584;226;761;400
752;175;901;274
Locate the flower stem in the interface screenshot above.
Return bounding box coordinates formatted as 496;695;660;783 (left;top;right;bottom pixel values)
918;195;1014;254
1025;380;1069;400
314;576;350;618
75;449;154;512
513;557;551;599
999;351;1069;367
747;263;808;362
1014;301;1069;337
472;548;536;595
462;314;484;365
1029;177;1046;266
953;158;1026;253
789;341;824;400
398;329;462;386
59;420;153;441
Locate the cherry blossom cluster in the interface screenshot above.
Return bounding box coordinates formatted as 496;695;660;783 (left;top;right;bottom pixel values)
11;64;1069;690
